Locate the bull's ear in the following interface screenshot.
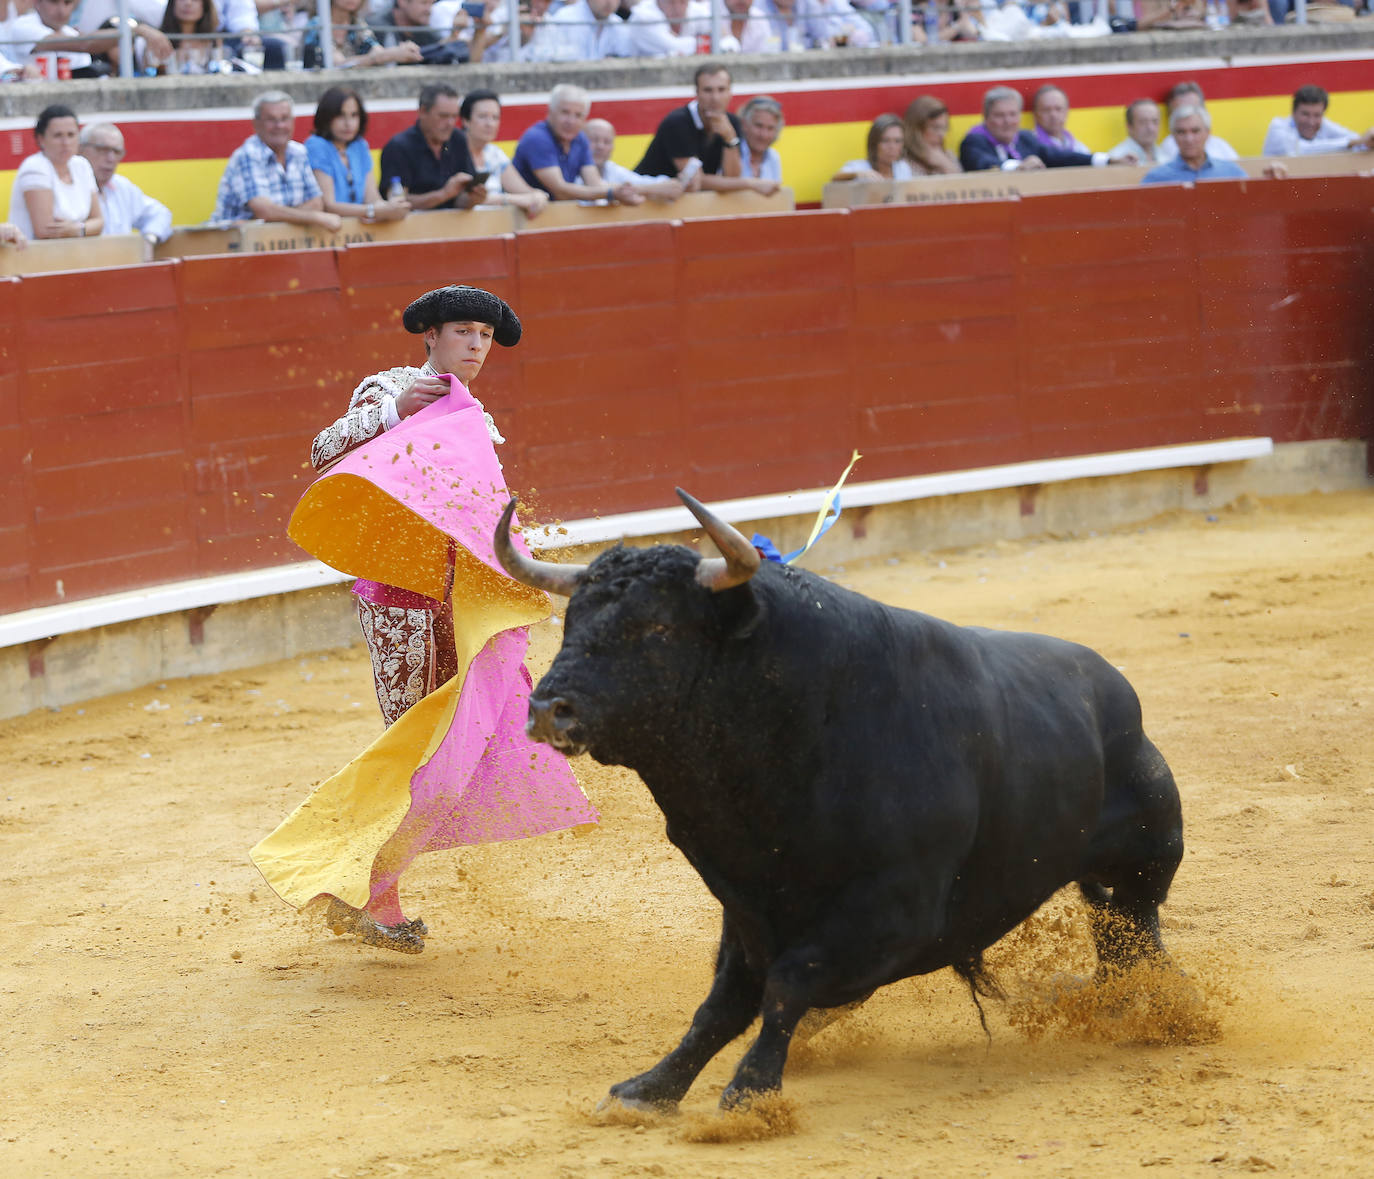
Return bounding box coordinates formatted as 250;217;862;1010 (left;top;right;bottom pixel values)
714;579;763;640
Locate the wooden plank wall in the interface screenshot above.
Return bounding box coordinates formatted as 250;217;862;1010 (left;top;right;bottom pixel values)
3;176;1371;615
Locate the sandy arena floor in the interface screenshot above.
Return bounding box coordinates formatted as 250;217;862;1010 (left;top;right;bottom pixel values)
3;489;1373;1177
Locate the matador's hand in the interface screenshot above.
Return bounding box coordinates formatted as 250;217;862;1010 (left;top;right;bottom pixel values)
396;375;450;419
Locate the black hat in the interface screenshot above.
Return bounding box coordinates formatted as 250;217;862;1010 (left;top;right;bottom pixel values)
402;285;522;347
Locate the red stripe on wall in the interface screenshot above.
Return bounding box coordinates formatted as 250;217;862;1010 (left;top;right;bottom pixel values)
2;56;1368;171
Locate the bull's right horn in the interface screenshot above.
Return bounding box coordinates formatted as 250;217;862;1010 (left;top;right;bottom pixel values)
493;498;587;597
677;488;760;592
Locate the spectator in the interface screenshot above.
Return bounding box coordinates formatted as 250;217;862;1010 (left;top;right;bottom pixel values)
1157;82;1239;163
1107;98;1165;164
1262;85;1374;157
306;88;410;225
960;86;1107;172
159;0;223;73
457;88;550;218
903;95;961;174
1142;104;1255;184
9;0;173;75
461;0;553;62
625;0;709;56
834;113;915;181
303;0;423;66
585;118;686;200
79;122;172;244
512;83;644;203
211;90;340;230
739;95;784;184
636;64;765;192
743;0;876;50
1134;0;1205;28
378;83;487;211
214;0;284;69
524;0;631;61
371;0;467;62
7;104;102;241
1031;84;1092;154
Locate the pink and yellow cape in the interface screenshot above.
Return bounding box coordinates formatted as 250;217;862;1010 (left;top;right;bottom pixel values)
250;378;597;914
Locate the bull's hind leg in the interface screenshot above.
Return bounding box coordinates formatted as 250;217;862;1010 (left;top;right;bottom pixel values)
607;912;762;1112
1081;736;1184;974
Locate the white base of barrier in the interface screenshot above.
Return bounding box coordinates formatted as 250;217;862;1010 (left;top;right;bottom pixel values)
0;436;1273;652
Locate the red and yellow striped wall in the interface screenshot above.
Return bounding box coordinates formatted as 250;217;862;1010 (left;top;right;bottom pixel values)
3;52;1373;219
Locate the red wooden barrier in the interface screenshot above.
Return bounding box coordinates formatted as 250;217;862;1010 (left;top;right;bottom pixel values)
2;177;1371;616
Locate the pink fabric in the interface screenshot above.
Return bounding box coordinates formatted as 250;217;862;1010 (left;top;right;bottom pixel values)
298;374;596;922
366;627;598;914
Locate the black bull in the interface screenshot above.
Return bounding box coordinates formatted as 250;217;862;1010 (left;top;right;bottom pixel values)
494;490;1183;1111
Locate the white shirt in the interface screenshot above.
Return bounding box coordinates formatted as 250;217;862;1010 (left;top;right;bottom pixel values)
1107;136;1164;164
97;171;173;242
475;141;512;197
1261;114;1364;157
8;11;94;68
524;0;631;61
74;0;165;33
8;152;99;239
624;0;711;56
1157;133;1238;163
840;157;916;180
218;0;261;34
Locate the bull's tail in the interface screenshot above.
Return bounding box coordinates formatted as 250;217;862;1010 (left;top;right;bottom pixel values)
953;952;1004;1041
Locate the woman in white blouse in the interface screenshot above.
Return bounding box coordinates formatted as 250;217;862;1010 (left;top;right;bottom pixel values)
833;113;917;182
458;89;550;220
8;105;103;241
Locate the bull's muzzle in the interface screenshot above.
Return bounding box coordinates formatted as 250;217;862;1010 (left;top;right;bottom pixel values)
527;693;585;756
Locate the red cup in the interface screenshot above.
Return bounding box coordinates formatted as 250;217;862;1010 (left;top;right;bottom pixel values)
57;55;72;80
695;32;711;54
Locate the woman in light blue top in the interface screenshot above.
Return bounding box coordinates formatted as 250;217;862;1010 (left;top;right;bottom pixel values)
305;86;410;224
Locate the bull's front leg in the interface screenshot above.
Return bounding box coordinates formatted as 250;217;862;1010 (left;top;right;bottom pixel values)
607;912;761;1112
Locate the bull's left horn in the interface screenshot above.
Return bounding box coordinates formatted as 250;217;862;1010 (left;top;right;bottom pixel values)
494;498;587;597
677;488;760;592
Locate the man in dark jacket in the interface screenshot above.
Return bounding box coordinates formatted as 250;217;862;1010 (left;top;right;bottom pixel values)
959;86;1109;172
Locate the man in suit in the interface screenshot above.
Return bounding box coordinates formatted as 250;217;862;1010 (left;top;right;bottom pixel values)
959;86;1111;172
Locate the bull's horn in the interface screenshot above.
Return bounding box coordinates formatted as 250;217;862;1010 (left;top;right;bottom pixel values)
677;488;760;592
493;498;587;597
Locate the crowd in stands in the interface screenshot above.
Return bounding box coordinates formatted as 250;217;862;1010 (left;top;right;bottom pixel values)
3;66;1372;246
831;78;1372;184
5;0;1371;78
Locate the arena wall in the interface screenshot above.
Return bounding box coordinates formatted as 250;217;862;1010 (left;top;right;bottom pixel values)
1;175;1370;714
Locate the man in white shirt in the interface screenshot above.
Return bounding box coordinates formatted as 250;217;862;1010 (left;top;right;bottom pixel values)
1156;81;1239;164
80;123;173;246
1107;98;1165;164
524;0;631;61
585;118;687;200
625;0;710;56
1261;85;1374;157
8;0;171;73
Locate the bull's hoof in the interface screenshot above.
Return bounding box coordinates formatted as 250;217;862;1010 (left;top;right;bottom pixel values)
597;1091;677;1116
604;1077;682;1115
719;1083;777;1111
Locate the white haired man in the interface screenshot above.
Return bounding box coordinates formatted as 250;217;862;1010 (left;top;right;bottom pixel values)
1144;104;1287;184
79;123;172;246
212;91;341;230
1156;81;1239;164
511;84;643;204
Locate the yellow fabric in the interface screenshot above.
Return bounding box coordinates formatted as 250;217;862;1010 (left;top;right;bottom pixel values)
249;547;549;912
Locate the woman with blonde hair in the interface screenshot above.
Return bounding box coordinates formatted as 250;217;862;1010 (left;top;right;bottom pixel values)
904;95;961;175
